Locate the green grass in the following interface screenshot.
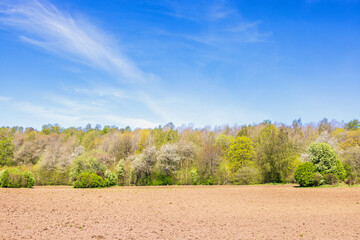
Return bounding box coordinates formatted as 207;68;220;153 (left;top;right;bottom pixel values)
295;182;360;188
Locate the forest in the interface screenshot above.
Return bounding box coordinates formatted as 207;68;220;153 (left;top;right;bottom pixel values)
0;118;359;187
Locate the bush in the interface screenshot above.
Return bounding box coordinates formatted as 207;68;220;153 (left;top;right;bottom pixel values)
324;173;338;185
104;170;117;187
23;171;35;188
307;142;345;179
152;174;172;185
69;153;106;181
0;168;35;188
313;172;324;186
345;173;357;185
32;167;71;185
233;165;262;185
116;159;125;185
190;168;199;185
294;162;316;187
73;172;105;188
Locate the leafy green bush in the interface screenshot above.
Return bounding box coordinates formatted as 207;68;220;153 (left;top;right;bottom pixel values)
345;173;357;185
23;171;35;188
324;173;338;185
307;143;346;179
294;162;316;187
313;172;324;186
69;153;106;181
152;174;172;185
73;172;105;188
233;164;262;185
0;168;35;188
104;170;117;187
190;168;199;185
32;167;71;185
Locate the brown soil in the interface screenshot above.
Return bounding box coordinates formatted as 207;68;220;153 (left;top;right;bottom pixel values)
1;185;360;240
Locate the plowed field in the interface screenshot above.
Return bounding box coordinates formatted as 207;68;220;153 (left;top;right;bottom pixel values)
1;185;360;239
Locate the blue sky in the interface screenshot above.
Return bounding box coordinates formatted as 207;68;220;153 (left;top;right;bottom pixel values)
0;0;359;129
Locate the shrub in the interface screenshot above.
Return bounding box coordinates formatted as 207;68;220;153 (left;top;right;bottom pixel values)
313;172;324;186
190;168;199;185
73;172;105;188
152;174;172;185
345;173;357;185
104;170;117;187
233;165;262;185
294;162;316;187
0;168;35;188
324;173;338;185
32;165;71;185
23;171;35;188
307;142;346;179
69;153;106;181
157;144;181;176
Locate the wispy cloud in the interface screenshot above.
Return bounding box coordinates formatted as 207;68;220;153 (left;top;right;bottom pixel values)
5;96;159;129
66;86;171;121
0;0;150;83
154;0;270;45
0;96;12;102
207;0;237;21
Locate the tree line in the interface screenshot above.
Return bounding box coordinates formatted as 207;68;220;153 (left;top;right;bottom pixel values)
0;118;359;187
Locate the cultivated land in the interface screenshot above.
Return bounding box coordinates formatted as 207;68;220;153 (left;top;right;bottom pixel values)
1;185;360;240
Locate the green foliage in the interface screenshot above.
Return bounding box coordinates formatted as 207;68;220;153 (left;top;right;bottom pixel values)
345;172;357;185
0;168;35;188
190;168;199;184
237;125;249;137
2;120;358;187
227;136;255;172
33;168;71;185
256;125;298;183
324;174;338;185
215;134;233;154
115;159;125;185
233;164;262;185
41;124;61;134
23;171;35;188
152;174;172;185
73;172;105;188
0;137;15;166
130;146;157;185
152;127;179;148
341;147;360;173
345;119;360;131
69;153;106;180
294;162;316;187
313;172;324;186
81;130;101;151
104;170;117;186
307;143;345;179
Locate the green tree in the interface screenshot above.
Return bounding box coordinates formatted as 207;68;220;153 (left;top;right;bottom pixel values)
215;134;233;154
307;142;345;180
294;162;316;187
69;152;106;180
0;137;15;166
256;125;299;183
227;136;255;172
345;119;360;131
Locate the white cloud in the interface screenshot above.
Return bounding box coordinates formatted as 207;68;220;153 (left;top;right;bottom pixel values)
0;96;12;102
0;0;149;83
5;96;159;129
154;0;270;45
66;86;170;121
